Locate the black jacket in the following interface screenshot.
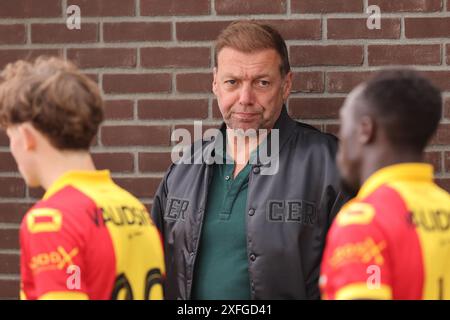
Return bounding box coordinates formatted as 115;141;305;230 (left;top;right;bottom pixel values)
151;106;348;300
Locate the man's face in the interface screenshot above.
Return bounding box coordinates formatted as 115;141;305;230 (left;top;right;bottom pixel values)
6;125;39;187
213;47;292;131
337;86;366;196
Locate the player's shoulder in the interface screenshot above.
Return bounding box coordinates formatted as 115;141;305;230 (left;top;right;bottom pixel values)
334;200;377;229
21;185;97;236
340;184;407;223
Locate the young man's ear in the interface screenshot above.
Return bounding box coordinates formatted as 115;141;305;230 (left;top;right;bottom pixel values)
18;123;37;151
212;67;218;96
358;115;376;145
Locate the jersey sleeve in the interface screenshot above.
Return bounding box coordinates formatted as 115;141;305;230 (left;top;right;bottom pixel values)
320;201;393;300
20;205;89;300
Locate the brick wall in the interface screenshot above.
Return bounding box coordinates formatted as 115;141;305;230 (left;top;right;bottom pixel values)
0;0;449;299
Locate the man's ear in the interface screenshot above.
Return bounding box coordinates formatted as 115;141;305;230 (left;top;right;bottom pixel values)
358;115;376;145
18;123;37;151
282;71;293;102
212;67;218;96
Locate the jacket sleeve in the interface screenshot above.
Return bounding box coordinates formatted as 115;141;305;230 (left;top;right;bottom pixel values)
327;189;352;229
151;164;175;237
305;185;350;300
306;134;352;300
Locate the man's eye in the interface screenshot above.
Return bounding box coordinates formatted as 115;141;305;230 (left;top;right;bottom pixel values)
258;80;270;87
225;80;236;85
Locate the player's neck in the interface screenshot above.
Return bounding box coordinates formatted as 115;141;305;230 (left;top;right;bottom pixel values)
38;150;96;190
361;148;423;185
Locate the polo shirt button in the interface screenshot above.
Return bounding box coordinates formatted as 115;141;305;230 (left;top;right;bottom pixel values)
248;208;255;216
252;167;260;174
250;254;256;261
225;175;230;180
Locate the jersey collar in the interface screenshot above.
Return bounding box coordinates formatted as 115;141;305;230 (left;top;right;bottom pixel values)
43;170;112;200
357;163;434;199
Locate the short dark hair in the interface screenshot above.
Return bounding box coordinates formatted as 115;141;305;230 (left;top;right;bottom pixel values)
0;56;103;150
361;68;442;152
215;20;290;76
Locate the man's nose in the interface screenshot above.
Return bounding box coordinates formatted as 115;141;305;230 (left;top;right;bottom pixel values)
239;83;255;106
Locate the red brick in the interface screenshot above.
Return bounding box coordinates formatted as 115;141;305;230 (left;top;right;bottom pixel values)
138;99;208;119
406;18;450;38
0;131;8;146
445;151;450;172
324;124;340;136
424;151;442;173
103;22;171;42
0;228;19;250
264;19;321;40
104;100;134;120
327;72;372;93
292;0;363;13
103;74;171;94
0;25;26;45
0;254;19;274
101;125;171;146
141;0;210;15
0;280;19;299
444;98;450;119
177;19;320;42
0;153;17;172
368;0;442;12
141;47;210;68
31;23;98;44
114;177;162;198
421;71;450;91
0;49;62;69
289;98;344;120
290;46;364;67
177;21;231;41
176;73;212;93
436;178;450;192
430;123;450;145
447;44;450;65
139;152;173;172
28;187;45;200
67;0;135;16
173;124;221;143
92;153;134;173
292;72;324;93
328;18;400;39
0;0;61;18
215;0;287;15
368;44;441;66
143;203;152;213
0;203;31;224
67;48;137;68
0;178;26;198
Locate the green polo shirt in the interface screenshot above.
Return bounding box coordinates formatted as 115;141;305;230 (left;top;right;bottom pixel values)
191;150;253;300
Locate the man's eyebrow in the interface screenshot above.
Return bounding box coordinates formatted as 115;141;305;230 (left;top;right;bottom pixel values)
254;74;271;79
220;73;272;79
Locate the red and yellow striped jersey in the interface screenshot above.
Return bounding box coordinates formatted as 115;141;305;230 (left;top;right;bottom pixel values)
320;163;450;300
20;170;165;300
